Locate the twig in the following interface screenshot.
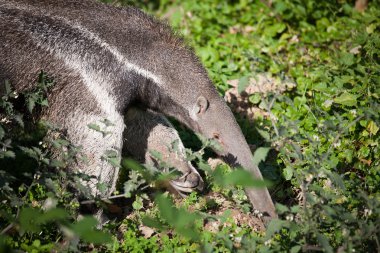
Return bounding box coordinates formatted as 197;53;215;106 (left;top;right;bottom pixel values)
302;245;323;251
375;234;380;253
1;220;16;235
265;95;280;138
1;174;37;235
80;193;127;205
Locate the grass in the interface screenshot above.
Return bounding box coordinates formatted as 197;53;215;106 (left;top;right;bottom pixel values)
0;0;379;252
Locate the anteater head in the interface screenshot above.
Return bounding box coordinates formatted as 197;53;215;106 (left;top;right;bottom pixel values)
138;42;277;219
189;93;277;219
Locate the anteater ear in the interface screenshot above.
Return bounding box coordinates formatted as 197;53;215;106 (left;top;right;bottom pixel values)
195;96;209;115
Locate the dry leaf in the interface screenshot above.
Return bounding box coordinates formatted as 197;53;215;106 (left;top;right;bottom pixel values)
139;225;155;238
350;45;362;55
290;35;299;43
204;219;221;233
204;192;266;232
229;25;240;34
355;0;368;12
224;73;295;121
207;158;224;170
244;26;254;33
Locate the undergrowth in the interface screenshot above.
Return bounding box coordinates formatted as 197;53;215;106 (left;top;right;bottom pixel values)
1;0;379;252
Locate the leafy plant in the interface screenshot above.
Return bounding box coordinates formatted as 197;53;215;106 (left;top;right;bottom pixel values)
1;0;380;252
0;74;112;251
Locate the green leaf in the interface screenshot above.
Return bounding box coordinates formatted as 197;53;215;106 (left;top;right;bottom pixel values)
71;216;98;234
155;194;200;240
132;196;144;210
107;157;120;167
50;159;66;168
224;169;271;188
101;118;115;127
238;76;250;94
32;240;41;248
333;92;357;106
19;146;39;160
156;194;175;222
102;150;120;167
211;166;226;186
197;161;212;173
149;150;163;161
338;52;355;66
322;205;337;217
40;99;49;107
87;123;101;132
19;208;41;233
249;93;261;104
37;208;68;223
4;80;12;95
265;219;286;239
275;203;289;214
123;183;134;198
283;166;293;180
366;23;376;34
81;230;112;244
316;233;333;253
14;114;24;127
27;98;35;113
290;205;300;213
0;126;4;140
290;245;302;253
122;158;145;172
4;150;15;159
96;182;108;195
359;120;368;127
327;172;346;190
122;158;152;181
256;128;271;142
69;217;112;244
142;216;166;230
265;23;286;37
367;121;379;135
252;147;270;166
104;149;118;158
358;146;370;158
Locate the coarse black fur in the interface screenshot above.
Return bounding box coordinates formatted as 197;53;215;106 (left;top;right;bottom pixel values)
0;0;277;221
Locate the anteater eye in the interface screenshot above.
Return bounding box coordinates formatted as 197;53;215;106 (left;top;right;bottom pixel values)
213;133;220;139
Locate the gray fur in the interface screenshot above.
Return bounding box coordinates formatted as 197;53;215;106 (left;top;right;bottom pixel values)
124;107;204;193
0;0;276;219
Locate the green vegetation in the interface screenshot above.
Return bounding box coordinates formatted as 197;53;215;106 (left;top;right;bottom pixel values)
1;0;379;252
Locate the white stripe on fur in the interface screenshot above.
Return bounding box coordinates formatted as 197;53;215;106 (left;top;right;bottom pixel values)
33;32;121;119
70;22;164;86
2;2;164;86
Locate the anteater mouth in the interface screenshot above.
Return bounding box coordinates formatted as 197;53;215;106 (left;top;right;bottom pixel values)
169;171;204;196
